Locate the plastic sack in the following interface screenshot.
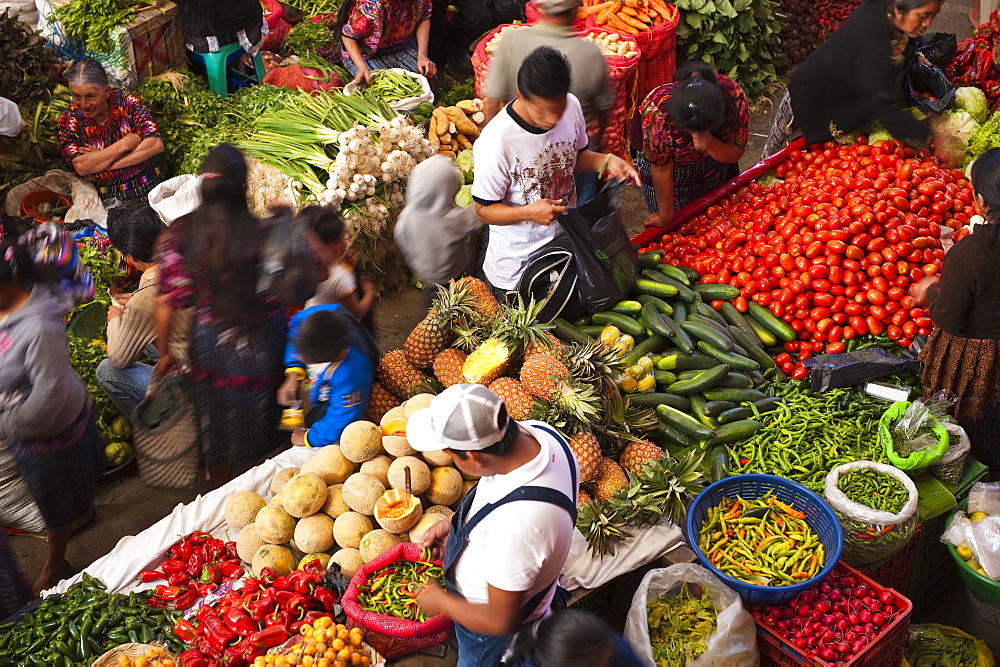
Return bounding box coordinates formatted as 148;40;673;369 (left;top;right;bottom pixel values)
255;209;322;307
344;69;434;112
969;482;1000;515
803;347;921;392
5;169;105;227
942;510;972;548
914;32;959;67
967;515;1000;579
906;60;957;114
623;563;758;667
147;174;202;225
930;421;971;486
878;400;950;474
824;461;919;566
905;624;995;667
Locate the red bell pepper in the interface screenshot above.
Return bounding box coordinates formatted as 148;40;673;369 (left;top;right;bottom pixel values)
242;577;262;596
268;589;295;606
289;619;306;633
248;597;276;623
186;553;206;578
195;583;214;597
302;558;325;576
283;592;309;619
146;596;168;609
197;637;223;660
206;537;226;559
271;576;289;591
248;625;290;648
178;648;210;667
187;531;212;544
138;569;165;583
170;542;193;561
201;612;236;654
218;561;243;581
197;604;216;623
174;618;200;644
312;587;337;613
162;559;186;575
199;563;222;586
952;38;978;69
155;585;183;600
265;610;291;629
302;610;332;625
258;568;277;586
973;48;994;83
286;570;315;595
223;606;259;637
171;587;200;611
168;571;189;587
224;542;239;561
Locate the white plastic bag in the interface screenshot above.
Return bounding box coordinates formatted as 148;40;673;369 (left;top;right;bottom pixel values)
931;422;972;485
4;169;106;227
624;563;758;667
968;516;1000;580
343;68;434;111
148;174;202;225
1;0;39;29
824;461;919;566
942;510;972;547
969;482;1000;515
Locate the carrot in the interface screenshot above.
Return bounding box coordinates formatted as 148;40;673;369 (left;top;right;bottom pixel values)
582;1;612;14
648;0;676;21
606;12;640;32
597;1;619;23
616;9;651;30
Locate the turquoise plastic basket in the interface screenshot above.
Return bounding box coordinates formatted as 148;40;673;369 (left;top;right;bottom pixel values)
687;474;844;605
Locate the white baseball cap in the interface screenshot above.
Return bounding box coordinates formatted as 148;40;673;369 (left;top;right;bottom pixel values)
406;384;512;452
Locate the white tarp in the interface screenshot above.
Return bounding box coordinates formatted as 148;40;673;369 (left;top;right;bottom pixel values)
46;447;684;596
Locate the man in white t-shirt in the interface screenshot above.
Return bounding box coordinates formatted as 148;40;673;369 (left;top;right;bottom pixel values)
471;45;639;299
407;384;579;667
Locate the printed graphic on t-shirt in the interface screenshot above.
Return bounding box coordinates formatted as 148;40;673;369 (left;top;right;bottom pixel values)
513;139;578;206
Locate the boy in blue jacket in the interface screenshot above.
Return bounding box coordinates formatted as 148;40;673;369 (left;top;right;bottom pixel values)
278;305;376;447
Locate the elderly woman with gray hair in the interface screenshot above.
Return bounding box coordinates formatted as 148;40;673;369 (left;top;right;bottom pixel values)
57;59;166;206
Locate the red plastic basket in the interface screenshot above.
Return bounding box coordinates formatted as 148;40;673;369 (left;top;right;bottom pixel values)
756;562;912;667
577;27;640;160
856;524;922;594
341;542;454;659
524;1;588;30
471;23;529;98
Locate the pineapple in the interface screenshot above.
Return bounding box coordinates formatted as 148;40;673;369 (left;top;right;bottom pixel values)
488;378;536;421
404;283;475;368
592;457;629;503
619;439;665;476
378;350;440;399
365;382;400;422
462;297;552;386
433;348;467;388
563;342;625;388
523;331;564;361
519;354;572;399
456;276;501;325
462;339;513;385
577;488;592;509
567;431;602;482
576;499;631;557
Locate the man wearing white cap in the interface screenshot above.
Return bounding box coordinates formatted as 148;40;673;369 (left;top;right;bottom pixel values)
408;384;579;666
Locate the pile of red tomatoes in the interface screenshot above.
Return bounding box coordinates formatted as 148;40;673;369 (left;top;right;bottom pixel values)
641;139;975;375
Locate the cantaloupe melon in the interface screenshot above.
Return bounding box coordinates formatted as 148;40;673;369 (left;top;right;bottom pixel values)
342;473;386;516
333;512;373;549
321;484;349;518
403;394;434;417
382;435;416;458
255;504;297;544
300;446;354;484
294;513;336;553
425;505;455;517
421;449;453;467
225;491;266;530
298;553;331;571
270;494;283;506
409;513;449;544
281;473;328;518
359;529;402;563
330;548;364;578
461;480;477;504
236;524;267;562
252;544;296;577
460;468;480;481
379;407;406;426
387;457;431;495
374;488;422;534
360;455;392;487
340;421;383;463
425;467;464;506
270;467;299;496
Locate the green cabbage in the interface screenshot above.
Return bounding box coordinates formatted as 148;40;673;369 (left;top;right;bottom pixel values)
455;150;474;185
455;184;473;207
954;87;989;124
867;125;894;144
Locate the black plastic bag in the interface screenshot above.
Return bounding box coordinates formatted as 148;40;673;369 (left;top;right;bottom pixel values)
906;61;956;114
914;32;958;67
803;347;921;392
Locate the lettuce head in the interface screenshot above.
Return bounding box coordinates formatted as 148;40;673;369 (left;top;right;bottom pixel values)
954;86;989;124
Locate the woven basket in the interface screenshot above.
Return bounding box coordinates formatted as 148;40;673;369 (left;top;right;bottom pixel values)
91;643;175;666
131;374;201;488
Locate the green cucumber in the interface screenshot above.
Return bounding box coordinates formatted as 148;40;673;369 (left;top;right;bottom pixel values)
703;387;767;402
653;370;677;386
676;369;706;381
656;404;714;440
680;320;734;352
579;326;606;338
634;294;674;316
747;369;768;386
657;422;692;447
592;311;645;337
611;300;643;316
627;392;690;412
718;397;782;424
653;274;696;302
720;302;759;341
719;371;754;388
659;313;694;353
620;334;667;367
638;249;664;268
672;302;687;322
697;341;760;372
689;394;719;429
695;302;729;327
552;318;595;345
634;278;679;300
656;352;721;371
666;365;729;395
744;314;778;347
692;283;741;301
727;325;778;371
747;301;796;342
688;314;738;346
703;400;736;417
573;316;591;327
709;419;763;445
653;263;692;285
640;269;675;284
640;302;674;339
676;265;700;283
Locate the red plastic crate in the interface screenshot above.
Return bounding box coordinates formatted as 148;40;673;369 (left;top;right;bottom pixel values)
756;562;912;667
856;524;922;593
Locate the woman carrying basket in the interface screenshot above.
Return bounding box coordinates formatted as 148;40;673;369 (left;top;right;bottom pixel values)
637;61;749;228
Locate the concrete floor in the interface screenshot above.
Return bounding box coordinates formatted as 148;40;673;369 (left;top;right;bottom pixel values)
9;0;978;635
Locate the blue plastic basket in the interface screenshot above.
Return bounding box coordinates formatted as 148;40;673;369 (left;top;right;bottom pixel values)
686;473;844;606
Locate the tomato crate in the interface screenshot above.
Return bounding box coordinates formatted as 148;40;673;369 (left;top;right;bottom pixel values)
756;562;912;667
856;524;922;593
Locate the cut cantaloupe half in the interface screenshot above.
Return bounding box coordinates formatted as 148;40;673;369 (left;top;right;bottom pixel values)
381;419;408;437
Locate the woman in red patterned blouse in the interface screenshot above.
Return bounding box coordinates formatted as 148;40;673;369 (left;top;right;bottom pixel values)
57;59;165;207
638;61;750;228
338;0;436;85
